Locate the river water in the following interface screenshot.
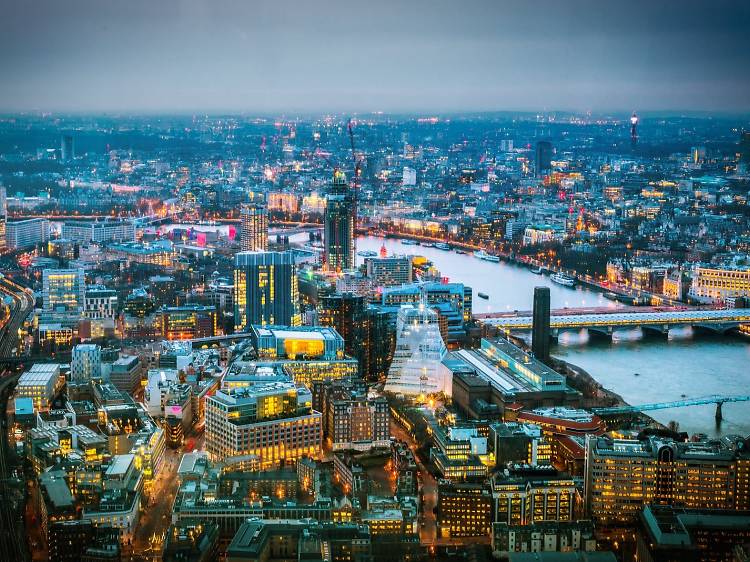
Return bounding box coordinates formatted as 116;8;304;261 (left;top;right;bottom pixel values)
355;235;750;437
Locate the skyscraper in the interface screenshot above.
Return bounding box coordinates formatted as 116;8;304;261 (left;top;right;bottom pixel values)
320;292;369;378
324;170;355;271
240;202;269;252
532;286;550;362
42;268;86;312
61;134;74;162
535;141;553;177
233;251;301;331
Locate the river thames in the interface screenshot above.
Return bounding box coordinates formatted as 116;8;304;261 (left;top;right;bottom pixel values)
356;235;750;437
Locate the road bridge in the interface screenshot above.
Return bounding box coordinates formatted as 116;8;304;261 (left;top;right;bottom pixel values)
479;308;750;338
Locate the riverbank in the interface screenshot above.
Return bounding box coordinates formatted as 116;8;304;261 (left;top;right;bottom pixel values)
507;334;667;431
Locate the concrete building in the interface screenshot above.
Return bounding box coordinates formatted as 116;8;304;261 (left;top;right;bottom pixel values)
42;268;86;312
61;220;135;244
365;255;413;286
17;364;62;411
6;217;50;250
584;435;750;525
71;344;102;384
205;382;322;467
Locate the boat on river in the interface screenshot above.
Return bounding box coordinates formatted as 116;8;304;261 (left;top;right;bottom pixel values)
551;272;576;287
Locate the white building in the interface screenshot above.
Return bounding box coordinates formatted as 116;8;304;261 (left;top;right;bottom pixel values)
384;304;450;397
16;364;62;411
62;220;135;244
6;218;50;250
688;264;750;304
402;167;417;186
144;368;180;418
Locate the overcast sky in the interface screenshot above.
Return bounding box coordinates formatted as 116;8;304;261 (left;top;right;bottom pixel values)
1;0;748;114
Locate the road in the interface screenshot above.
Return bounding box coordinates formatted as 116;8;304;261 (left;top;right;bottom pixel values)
0;276;33;561
389;419;437;545
130;432;204;560
0;276;34;359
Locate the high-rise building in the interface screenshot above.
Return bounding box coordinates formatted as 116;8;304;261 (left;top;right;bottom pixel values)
535;141;553;177
319;292;369;377
384;303;449;397
71;344;102;384
324;170;355;271
240;202;269;252
158;305;218;341
205;381;322;466
60;134;74;162
532;286;551;362
234;251;301;331
42;268;86;312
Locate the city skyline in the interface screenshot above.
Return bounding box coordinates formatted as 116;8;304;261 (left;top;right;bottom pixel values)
1;0;749;114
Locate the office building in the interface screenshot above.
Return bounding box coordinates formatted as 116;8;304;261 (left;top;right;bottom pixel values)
158;305;218;340
61;220;135;244
384;303;449;397
492;466;578;526
365;255;413;286
584;435;750;525
489;422;552;468
226;520;371;562
108;355;142;396
324;170;355;271
319;378;389;451
234;251;301;330
636;504;750;562
437;480;493;539
16;364;63;412
7;217;50;250
0;185;7;251
319;292;369;376
447;338;581;417
205;381;322;466
688;265;750;304
42;268;86;312
84;286;118;320
71;344;102;384
240;202;269;252
532;286;551;362
535;141;553;177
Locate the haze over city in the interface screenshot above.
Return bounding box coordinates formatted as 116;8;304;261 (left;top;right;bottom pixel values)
1;0;750;113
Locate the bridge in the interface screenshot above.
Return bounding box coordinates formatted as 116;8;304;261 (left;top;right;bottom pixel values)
593;394;750;422
479;308;750;338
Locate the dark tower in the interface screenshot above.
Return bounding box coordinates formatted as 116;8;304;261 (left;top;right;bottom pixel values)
630;112;639;145
324;170;356;271
535;141;553;177
532;287;551;362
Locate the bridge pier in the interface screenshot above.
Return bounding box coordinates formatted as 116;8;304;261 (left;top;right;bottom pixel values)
641;325;669;339
587;326;613;341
